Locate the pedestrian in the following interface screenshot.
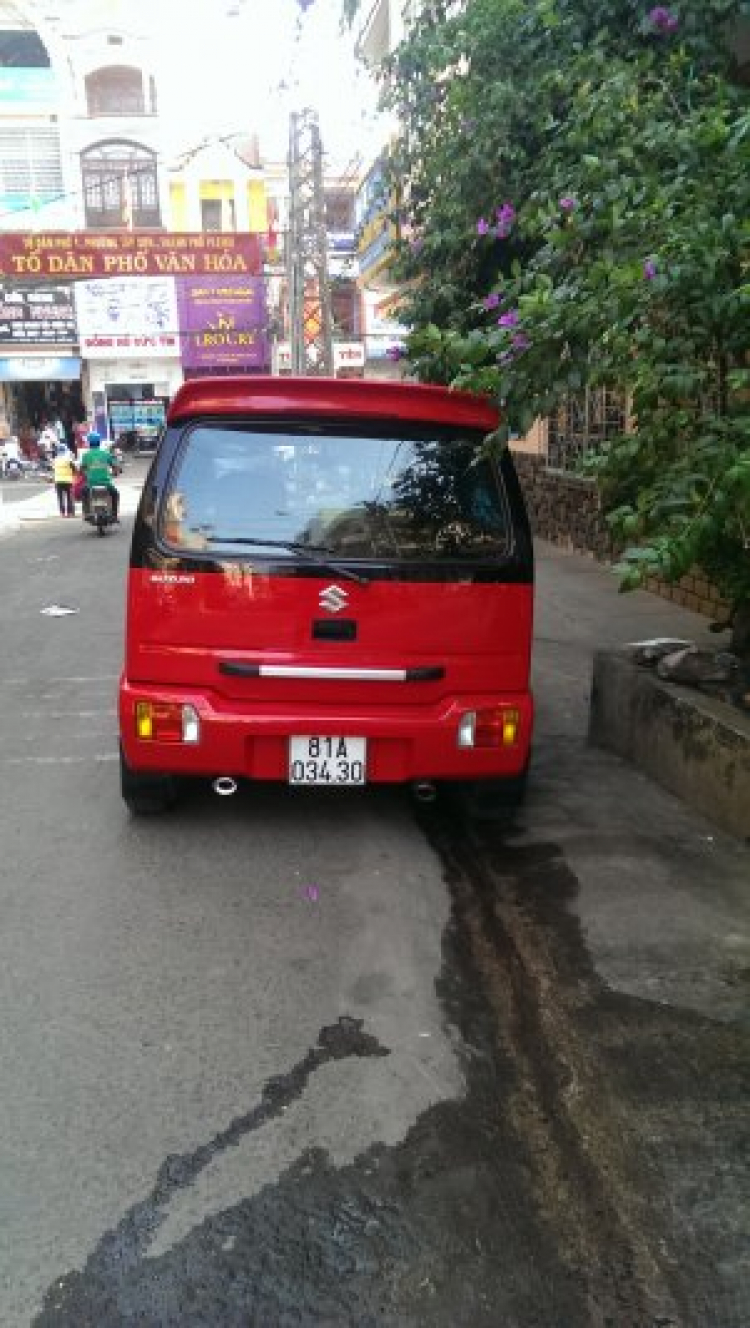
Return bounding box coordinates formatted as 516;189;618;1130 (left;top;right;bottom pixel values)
52;444;75;517
73;419;88;455
38;421;58;461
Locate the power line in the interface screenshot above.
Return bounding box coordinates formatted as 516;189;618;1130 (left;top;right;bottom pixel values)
0;128;276;226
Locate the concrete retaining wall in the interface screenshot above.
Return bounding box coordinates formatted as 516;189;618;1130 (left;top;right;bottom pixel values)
589;651;750;842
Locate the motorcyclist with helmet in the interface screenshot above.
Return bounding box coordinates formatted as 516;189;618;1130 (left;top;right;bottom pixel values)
78;431;120;522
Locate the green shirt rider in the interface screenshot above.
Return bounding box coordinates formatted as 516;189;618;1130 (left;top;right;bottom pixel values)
79;432;120;522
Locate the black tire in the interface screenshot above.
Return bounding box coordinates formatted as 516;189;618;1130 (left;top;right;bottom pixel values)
460;763;529;824
120;745;178;815
96;520;105;536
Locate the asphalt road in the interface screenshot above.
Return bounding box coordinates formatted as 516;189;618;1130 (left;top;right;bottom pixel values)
0;501;748;1328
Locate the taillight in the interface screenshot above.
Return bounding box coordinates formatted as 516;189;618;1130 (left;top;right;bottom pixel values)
135;701;200;744
458;707;520;748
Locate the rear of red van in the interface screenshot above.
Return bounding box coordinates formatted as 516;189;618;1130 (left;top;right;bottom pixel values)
119;376;533;814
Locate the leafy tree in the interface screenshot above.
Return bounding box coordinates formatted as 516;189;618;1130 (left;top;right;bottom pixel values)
346;0;750;651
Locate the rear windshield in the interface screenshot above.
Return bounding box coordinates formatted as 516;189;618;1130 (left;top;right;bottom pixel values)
160;422;512;562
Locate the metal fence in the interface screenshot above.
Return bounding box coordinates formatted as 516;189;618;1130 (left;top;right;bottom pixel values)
546;387;627;473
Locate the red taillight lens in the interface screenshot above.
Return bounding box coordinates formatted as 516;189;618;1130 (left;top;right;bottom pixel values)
476;706;519;747
152;703;183;742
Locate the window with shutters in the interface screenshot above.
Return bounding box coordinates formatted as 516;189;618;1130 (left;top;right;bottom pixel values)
85;66;147;116
546;388;628;472
81;141;161;229
200;199;223;232
0;126;63;210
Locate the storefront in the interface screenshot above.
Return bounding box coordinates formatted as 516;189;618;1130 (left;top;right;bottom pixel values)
0;286;83;444
85;358;183;445
75;277;183;442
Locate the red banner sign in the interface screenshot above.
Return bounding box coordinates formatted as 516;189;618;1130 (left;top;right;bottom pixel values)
0;232;262;280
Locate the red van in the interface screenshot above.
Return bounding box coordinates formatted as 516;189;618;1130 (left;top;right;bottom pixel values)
119;376;533;815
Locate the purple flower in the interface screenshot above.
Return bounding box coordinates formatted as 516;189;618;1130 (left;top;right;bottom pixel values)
476;217;490;236
559;196;577;211
494;202;516;239
643;258;658;281
648;6;679;33
303;884;320;902
511;332;530;352
386;345;407;361
497;309;520;329
483;292;501;310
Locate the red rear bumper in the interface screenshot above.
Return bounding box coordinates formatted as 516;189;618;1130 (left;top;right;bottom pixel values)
119;676;533;784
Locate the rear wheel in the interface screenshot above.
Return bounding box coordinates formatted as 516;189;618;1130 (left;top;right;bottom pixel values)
461;763;529;824
120;745;178;815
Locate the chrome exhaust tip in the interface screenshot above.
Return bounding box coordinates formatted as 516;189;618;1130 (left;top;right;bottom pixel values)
412;781;437;804
213;776;238;797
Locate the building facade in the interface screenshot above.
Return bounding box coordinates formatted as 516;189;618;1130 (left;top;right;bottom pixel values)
0;0;177;440
354;0;415;377
0;0;372;446
0;0;81;438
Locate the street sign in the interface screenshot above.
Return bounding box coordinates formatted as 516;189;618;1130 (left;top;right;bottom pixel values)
0;233;263;280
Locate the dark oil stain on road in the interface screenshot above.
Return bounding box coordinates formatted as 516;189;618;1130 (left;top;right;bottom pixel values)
35;805;749;1328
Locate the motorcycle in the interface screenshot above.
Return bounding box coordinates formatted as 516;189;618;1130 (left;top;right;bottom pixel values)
84;484;116;537
3;456;25;480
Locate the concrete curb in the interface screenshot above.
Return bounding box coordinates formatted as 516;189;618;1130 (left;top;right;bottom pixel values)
589;650;750;842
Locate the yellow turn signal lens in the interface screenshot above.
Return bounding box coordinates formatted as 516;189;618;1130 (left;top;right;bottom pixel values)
135;701;154;740
502;710;520;746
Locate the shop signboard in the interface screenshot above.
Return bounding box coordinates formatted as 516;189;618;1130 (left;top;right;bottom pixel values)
0;232;262;280
0;69;56;105
175;275;269;371
274;341;365;376
364;291;409;360
0;355;80;381
0;285;76;344
74;277;180;358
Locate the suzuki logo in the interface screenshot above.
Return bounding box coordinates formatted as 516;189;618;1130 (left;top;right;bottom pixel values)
319;584;349;614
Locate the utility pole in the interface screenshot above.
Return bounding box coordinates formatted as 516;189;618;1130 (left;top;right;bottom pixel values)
287;108;333;376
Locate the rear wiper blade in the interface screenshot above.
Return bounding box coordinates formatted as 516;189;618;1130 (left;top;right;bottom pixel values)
204;536;370;585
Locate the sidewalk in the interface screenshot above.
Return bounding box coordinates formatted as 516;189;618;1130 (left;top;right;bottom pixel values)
532;540;717;742
0;477;143;528
0;491;21;534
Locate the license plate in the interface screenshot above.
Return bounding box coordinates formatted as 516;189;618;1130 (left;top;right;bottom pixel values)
289;736;367;785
